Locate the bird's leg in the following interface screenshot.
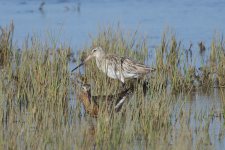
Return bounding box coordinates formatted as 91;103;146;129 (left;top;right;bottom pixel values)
136;79;149;97
118;82;126;91
122;82;126;89
142;80;149;97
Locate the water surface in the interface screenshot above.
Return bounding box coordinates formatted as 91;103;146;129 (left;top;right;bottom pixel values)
1;0;225;50
1;0;225;149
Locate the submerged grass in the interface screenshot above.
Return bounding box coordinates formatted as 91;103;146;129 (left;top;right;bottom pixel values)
0;23;225;149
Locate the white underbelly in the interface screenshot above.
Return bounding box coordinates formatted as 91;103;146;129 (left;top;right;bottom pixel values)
103;68;139;79
104;69;121;79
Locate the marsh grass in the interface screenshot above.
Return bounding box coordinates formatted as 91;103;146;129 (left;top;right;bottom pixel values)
74;27;225;149
0;22;14;67
0;28;73;148
0;23;225;149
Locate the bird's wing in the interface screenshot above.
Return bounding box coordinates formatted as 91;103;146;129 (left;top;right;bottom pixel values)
121;57;152;74
104;55;125;82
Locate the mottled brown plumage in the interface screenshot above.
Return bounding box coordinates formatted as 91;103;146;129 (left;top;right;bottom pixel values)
72;47;156;83
78;83;133;118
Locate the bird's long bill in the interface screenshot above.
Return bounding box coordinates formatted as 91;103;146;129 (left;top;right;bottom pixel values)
71;54;94;72
71;62;84;72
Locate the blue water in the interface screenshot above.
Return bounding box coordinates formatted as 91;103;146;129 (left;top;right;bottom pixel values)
1;0;225;148
1;0;225;50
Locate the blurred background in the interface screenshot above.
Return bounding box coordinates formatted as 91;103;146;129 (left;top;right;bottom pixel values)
1;0;225;50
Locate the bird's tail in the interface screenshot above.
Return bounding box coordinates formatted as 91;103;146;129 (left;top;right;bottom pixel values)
146;67;156;72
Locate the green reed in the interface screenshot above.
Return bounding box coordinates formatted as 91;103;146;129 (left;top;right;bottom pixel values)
0;23;224;149
0;22;14;67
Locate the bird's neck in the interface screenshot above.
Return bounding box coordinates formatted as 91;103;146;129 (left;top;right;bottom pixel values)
80;91;92;107
96;50;106;59
95;55;105;68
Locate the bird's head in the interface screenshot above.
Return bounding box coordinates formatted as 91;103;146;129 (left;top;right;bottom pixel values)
81;84;91;92
71;47;105;72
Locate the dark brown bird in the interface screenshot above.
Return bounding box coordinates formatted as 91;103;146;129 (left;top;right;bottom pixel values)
77;83;133;118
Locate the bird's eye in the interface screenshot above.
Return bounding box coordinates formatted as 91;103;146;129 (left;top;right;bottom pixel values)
92;49;96;53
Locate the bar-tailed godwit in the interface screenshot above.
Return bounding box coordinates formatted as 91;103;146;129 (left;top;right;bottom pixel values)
72;47;156;83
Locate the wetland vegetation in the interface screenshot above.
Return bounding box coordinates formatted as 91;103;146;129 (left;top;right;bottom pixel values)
0;22;225;149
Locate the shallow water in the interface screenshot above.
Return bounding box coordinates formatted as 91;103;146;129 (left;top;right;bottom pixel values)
171;89;225;149
1;0;225;149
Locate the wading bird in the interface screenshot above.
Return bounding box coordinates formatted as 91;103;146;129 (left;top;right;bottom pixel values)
77;82;133;118
72;47;156;83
